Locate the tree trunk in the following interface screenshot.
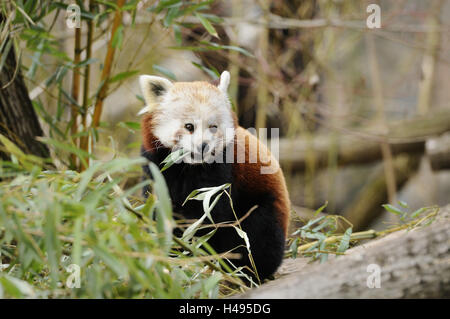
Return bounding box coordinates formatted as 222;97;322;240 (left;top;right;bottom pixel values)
0;29;49;160
238;205;450;298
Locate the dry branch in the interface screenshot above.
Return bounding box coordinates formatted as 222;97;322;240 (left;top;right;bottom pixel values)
146;14;450;33
277;109;450;172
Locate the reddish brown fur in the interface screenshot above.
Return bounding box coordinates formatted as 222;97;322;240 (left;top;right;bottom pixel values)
232;127;290;235
141;113;158;152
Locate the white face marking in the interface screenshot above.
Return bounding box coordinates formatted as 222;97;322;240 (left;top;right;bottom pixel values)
151;83;235;164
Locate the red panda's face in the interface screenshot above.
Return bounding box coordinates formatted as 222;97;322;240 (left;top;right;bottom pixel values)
139;72;235;164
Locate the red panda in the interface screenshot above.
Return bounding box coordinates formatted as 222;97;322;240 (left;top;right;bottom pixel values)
139;71;290;282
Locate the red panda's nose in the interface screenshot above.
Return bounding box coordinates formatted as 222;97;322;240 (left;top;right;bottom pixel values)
198;143;209;153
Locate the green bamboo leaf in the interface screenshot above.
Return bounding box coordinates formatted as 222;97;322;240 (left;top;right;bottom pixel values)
337;227;353;253
319;240;328;263
181;0;214;16
398;200;409;209
32;101;65;138
182;208;210;241
191;62;219;80
195;12;218;38
291;216;326;236
160;149;189;172
314;201;328;216
109;70;139;83
182;184;230;240
182;184;230;206
163;6;180;27
26;39;44;79
112;25;124;49
38;137;92;168
149;162;174;251
72;218;83;267
76;58;98;68
198;41;254;57
173;24;183;46
153;64;177;81
202;272;222;297
300;230;326;241
194;229;216;249
410;207;427;219
312;217;333;233
233;226;251;253
141;194;156;219
151;0;182;13
0;39;13;73
117;121;141;132
382;204;404;216
168;45;208;52
44;207;61;289
0;134;26;158
289;238;299;259
93;246;128;279
0;275;35;298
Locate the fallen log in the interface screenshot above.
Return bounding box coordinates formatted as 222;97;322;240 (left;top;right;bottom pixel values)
238;205;450;298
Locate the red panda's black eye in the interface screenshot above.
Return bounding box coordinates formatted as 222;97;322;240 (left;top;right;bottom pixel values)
184;123;194;132
209;125;218;133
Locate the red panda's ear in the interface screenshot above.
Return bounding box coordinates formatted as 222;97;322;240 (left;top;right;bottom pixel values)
218;71;230;94
138;75;173;114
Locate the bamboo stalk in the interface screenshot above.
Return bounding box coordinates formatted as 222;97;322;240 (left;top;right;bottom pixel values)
366;32;397;203
254;0;270;131
296;230;377;255
227;0;242;112
79;0;95;170
418;0;443;115
286;206;438;258
70;27;81;168
89;0;126;163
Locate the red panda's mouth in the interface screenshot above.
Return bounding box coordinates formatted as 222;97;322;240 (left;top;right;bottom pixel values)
189;151;214;159
186;149;217;164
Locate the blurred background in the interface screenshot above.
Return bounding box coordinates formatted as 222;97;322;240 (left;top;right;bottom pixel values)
3;0;450;231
